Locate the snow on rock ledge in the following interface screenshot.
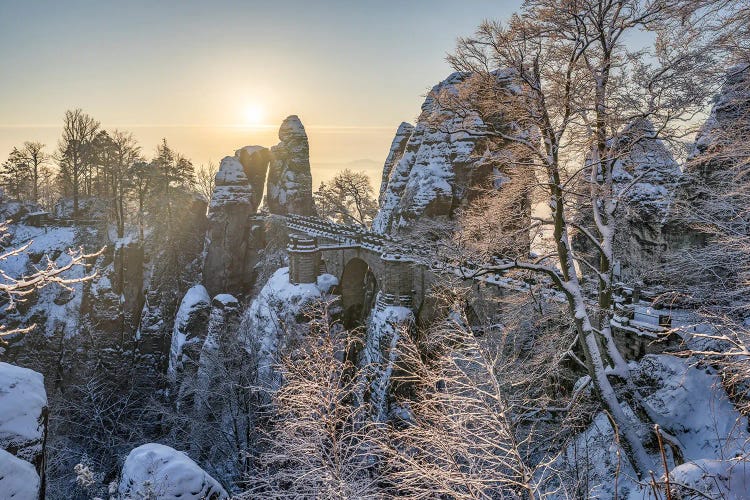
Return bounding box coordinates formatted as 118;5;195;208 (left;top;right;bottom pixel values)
360;298;415;421
378;122;414;206
209;157;253;211
635;354;749;460
0;448;41;500
168;285;211;381
118;443;228;499
0;362;47;468
373;71;522;234
240;267;337;386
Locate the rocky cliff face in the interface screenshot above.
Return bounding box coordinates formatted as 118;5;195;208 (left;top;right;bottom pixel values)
168;284;212;396
373;71;524;235
378;122;414;206
202;157;256;297
235;145;270;212
267;115;317;216
240;267;337;387
687;62;750;186
606;119;685;279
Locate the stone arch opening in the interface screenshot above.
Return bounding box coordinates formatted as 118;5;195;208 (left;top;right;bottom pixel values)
340;257;377;328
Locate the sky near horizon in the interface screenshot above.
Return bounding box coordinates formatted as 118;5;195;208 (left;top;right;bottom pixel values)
0;0;523;185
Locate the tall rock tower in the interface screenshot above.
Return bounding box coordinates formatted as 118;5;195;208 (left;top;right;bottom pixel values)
267;115;317;216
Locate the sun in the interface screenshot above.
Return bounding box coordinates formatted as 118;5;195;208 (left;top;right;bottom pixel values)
243;104;264;126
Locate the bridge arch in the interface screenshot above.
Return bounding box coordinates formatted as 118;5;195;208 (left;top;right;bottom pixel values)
340;257;378;327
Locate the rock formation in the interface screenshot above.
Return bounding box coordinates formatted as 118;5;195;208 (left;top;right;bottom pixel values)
359;299;414;422
190;294;242;457
203;157;256;296
605;119;685;279
0;448;41;499
234;145;270;211
378;122;414;206
112;238;145;339
240;267;337;387
267;115;317;216
687;62;750;186
168;285;212;394
118;443;228;499
373;71;526;235
0;362;47;497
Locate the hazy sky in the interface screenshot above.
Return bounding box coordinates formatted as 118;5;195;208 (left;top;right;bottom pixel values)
0;0;522;184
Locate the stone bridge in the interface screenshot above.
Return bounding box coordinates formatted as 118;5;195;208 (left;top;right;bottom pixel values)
281;214;678;358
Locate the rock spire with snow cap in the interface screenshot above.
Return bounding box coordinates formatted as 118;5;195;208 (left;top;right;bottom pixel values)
203;157;255;296
267;115;317;216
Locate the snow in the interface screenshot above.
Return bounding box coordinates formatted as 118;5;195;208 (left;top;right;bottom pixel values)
240;268;337;385
214;156;247;185
1;223;85;339
0;448;40;500
316;273;338;293
374;70;523;234
537;406;643;499
0;363;47;465
212;294;238;308
118;443;228;499
609;118;681;220
670;458;750;499
359;298;414;421
378;122;414;206
636;354;749;461
540;354;750;499
277;114;306;140
168;285;211;378
209;157;253;211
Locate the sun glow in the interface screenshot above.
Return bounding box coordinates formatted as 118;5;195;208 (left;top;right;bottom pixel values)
243;104;265;126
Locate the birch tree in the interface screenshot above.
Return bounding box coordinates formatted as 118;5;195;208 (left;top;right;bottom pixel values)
443;0;731;476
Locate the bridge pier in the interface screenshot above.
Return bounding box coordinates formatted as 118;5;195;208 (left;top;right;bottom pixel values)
288;234;320;284
379;253;413;307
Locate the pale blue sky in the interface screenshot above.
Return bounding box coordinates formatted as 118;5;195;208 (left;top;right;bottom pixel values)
0;0;523;181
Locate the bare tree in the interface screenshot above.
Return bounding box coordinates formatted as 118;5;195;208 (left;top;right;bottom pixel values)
57;109;100;217
0;222;100;338
243;300;384;499
194;161;218;203
440;0;732;476
108;130;141;238
314;169;379;227
20;142;49;204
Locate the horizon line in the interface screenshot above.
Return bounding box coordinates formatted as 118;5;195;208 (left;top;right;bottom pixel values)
0;123;403;131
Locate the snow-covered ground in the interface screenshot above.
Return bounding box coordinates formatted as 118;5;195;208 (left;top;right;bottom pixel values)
0;448;41;499
2;224;87;339
540;354;750;499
